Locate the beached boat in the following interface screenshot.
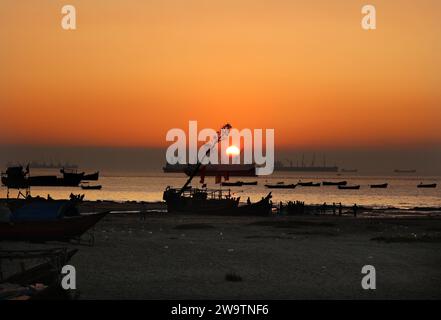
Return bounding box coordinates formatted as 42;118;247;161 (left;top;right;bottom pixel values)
0;212;107;241
162;124;271;216
0;199;107;241
0;248;77;300
338;185;360;190
264;183;297;189
322;181;347;186
82;171;99;181
163;187;272;216
81;184;102;190
417;183;437;188
370;183;388;188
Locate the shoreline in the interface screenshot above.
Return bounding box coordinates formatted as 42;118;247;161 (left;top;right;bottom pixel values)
2;198;441;218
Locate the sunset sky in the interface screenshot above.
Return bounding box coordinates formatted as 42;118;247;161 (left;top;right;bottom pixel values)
1;0;440;149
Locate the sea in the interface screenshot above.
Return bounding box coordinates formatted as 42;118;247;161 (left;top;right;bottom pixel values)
1;169;440;210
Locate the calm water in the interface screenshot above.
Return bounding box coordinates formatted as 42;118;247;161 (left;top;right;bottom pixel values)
1;170;440;209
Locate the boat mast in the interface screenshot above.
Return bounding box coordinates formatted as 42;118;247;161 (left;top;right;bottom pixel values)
178;123;232;195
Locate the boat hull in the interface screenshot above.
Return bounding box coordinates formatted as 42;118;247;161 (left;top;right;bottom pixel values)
265;184;296;189
338;185;360;190
370;183;388;188
322;181;347;186
0;212;108;241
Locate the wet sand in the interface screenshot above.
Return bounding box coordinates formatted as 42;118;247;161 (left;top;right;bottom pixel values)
2;201;441;299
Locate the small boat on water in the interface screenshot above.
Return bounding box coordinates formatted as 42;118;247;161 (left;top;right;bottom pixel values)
242;181;258;186
82;171;99;181
265;183;297;189
221;181;258;187
322;181;347;186
298;181;320;187
417;183;437;188
338;185;360;190
370;183;388;189
81;184;102;190
221;181;244;187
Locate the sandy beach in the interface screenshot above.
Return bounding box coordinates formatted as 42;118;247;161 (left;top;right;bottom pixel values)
2;201;441;300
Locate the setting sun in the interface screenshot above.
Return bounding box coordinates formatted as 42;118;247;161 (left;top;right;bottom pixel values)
226;145;240;156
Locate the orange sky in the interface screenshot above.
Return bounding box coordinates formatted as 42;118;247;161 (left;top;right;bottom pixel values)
0;0;440;148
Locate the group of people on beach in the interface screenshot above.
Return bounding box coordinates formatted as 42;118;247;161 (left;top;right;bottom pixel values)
279;200;359;216
321;202;359;217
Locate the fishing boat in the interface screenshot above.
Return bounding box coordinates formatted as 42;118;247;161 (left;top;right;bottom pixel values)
338;185;360;190
221;181;244;187
264;183;297;189
242;181;258;186
163;187;272;215
0;212;107;241
0;199;107;241
298;181;320;187
322;181;347;186
370;183;388;188
162;124;272;216
82;171;99;181
220;181;257;187
81;184;102;190
417;183;437;188
0;248;77;300
1;165;84;188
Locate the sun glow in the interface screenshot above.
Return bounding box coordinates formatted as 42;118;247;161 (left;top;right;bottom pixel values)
226;145;240;156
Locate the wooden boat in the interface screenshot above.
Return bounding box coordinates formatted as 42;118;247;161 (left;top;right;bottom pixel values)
370;183;388;188
298;181;320;187
82;171;99;181
221;181;244;187
220;181;257;187
338;185;360;190
417;183;437;188
264;183;297;189
0;248;77;300
242;181;258;186
0;212;108;241
322;181;347;186
162;124;271;216
163;187;272;216
1;166;84;188
81;184;102;190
